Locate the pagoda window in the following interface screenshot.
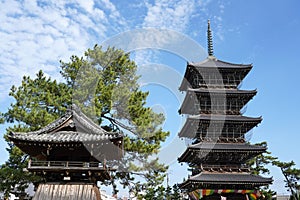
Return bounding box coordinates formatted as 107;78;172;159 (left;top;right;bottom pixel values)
207;102;211;112
238;73;242;82
236;126;242;134
232;99;237;110
228;100;233;111
228;126;234;134
230;76;235;86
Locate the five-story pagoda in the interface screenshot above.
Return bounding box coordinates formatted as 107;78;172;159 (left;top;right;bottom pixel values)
177;20;272;200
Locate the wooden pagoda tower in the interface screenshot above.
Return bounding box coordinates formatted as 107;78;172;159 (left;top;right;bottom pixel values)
177;21;272;200
8;105;123;200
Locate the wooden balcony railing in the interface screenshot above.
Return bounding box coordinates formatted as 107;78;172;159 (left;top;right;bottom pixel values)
199;164;250;172
27;160;112;171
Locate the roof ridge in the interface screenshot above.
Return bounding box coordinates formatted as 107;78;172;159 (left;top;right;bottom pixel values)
9;104;123;139
216;58;252;67
188;57;252;68
187;88;257;93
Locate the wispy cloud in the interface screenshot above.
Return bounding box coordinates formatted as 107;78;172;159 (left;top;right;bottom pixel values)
143;0;197;31
0;0;226;103
133;0;211;66
0;0;127;103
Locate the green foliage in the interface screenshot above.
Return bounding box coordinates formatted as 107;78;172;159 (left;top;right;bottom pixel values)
247;142;278;175
0;146;40;198
248;142;300;200
5;70;70;129
272;160;300;200
133;183;183;200
0;113;4;124
170;184;183;200
247;142;277;199
60;45;169;198
1;70;71;196
0;45;170;197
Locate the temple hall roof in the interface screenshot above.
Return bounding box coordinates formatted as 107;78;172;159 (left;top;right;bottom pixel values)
8;105;123;143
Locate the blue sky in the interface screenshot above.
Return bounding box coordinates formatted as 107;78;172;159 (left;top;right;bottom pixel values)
1;0;300;196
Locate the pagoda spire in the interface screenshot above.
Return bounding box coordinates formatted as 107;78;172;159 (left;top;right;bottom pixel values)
207;19;214;56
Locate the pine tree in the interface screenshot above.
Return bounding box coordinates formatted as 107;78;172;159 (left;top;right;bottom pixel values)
0;45;169;197
273;161;300;200
247;142;277;199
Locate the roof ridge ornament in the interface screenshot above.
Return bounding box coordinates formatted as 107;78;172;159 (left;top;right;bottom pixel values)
207;19;214;57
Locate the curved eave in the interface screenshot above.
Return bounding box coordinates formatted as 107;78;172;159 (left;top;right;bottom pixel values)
179;89;257;115
188;114;262;122
8;131;123;144
179;58;252;91
178;143;266;163
188;57;253;69
178;115;262;138
179;173;273;189
8;105;123;144
187;88;257;95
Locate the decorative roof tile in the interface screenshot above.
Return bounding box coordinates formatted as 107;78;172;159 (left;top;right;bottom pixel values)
188;142;266;151
180;172;272;188
188;57;252;69
9;105;122;143
187;88;257;95
178;143;267;164
188;114;262;122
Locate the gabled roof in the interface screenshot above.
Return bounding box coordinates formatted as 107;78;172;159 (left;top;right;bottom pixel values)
179;172;272;189
8;105;122;143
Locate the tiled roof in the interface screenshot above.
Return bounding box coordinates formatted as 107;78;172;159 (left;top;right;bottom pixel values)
187;88;257;95
188;142;266;151
10;131;117;143
8;105;122;143
179;89;257;115
179;57;252;91
180;172;272;188
188;57;252;69
178;114;262;138
178;143;266;164
188;114;262;122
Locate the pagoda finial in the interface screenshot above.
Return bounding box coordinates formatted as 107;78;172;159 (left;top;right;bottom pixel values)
207;19;214;56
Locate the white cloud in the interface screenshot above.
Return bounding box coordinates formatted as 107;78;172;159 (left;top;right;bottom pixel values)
143;0;197;31
0;0;225;103
0;0;128;104
132;0;209;65
75;0;95;13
